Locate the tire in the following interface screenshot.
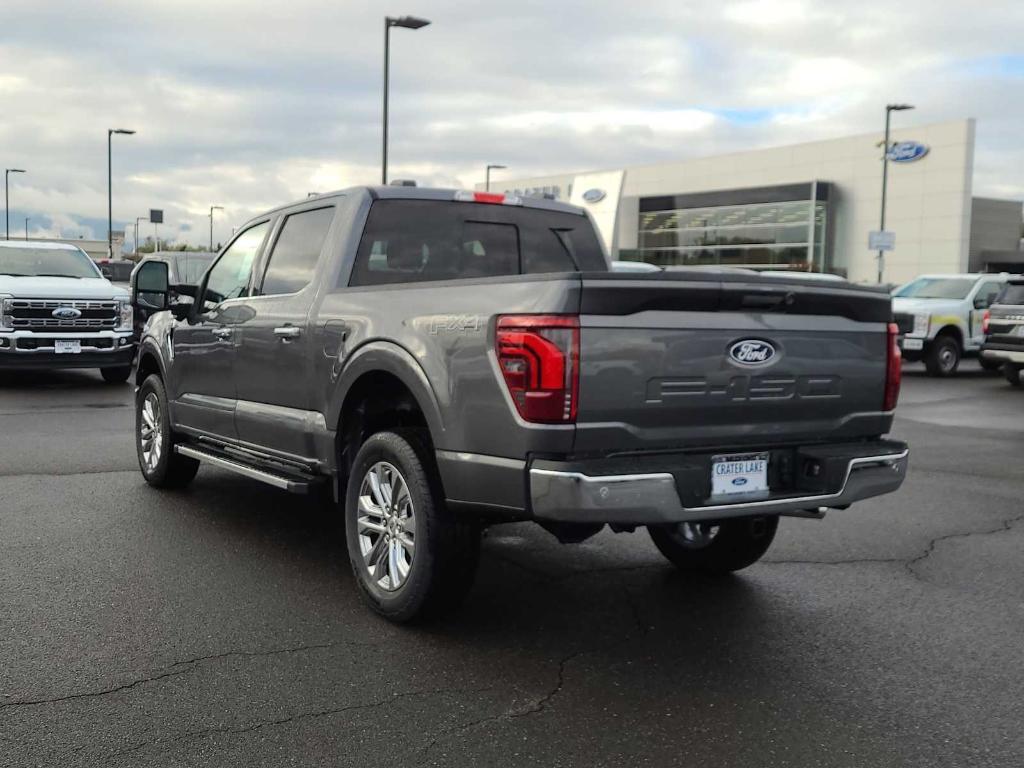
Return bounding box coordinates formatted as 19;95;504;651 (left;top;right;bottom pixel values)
344;429;480;623
648;516;779;574
979;356;1002;373
1005;363;1023;387
136;374;200;489
924;335;961;377
101;366;132;384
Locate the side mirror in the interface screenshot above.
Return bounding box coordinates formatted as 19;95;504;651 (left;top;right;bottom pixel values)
132;260;170;311
973;296;989;310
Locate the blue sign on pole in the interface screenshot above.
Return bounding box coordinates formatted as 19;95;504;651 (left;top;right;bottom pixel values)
887;141;929;163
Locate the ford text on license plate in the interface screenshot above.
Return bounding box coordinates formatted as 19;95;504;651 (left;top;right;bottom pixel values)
711;453;769;497
54;340;82;354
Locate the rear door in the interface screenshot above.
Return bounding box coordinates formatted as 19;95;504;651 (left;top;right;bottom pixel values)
969;278;1003;345
232;204;337;459
573;273;893;453
170;221;270;440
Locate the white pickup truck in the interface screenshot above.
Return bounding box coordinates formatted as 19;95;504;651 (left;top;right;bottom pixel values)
892;273;1014;376
0;240;135;382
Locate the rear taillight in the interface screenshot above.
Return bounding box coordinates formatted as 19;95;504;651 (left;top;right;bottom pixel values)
982;309;991;335
884;321;902;411
453;190;523;206
495;315;579;423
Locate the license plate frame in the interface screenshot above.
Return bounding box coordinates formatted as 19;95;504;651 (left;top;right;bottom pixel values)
711;452;769;497
54;339;82;355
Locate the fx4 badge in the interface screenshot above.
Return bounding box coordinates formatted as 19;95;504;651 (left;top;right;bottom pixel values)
427;315;481;336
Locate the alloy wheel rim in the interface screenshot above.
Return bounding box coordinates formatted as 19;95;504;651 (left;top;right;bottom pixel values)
357;461;415;592
675;522;720;549
139;393;163;472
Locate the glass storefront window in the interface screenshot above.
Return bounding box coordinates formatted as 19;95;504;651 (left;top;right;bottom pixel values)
636;192;831;272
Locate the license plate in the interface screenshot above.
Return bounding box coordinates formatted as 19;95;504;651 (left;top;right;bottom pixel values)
711;453;769;497
902;338;923;351
54;340;81;355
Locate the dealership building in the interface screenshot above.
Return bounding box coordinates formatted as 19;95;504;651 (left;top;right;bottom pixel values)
488;119;1023;284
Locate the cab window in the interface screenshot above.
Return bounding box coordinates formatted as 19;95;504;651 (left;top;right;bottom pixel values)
974;281;1002;309
202;222;269;311
259;207;335;295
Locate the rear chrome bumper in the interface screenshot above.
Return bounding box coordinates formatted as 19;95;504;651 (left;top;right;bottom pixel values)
981;346;1024;364
529;444;909;525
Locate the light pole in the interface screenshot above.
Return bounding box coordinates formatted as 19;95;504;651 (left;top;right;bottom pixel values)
5;168;26;241
382;15;431;185
135;216;148;255
24;217;29;240
108;128;136;258
209;205;224;252
485;164;507;192
877;104;913;283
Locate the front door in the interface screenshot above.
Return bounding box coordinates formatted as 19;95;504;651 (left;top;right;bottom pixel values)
233;205;337;459
169;220;271;441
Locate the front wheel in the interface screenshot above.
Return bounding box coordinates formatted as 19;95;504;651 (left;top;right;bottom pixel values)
101;366;132;384
1005;363;1023;387
344;429;480;623
648;516;779;574
924;336;961;377
136;374;199;488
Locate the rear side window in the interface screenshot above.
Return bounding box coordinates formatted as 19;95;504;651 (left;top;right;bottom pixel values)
260;206;335;295
348;200;604;286
997;283;1024;305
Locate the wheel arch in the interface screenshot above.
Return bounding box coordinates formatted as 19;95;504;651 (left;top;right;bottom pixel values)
329;341;446;480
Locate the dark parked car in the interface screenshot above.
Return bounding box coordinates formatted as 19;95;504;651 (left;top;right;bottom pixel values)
130;186;909;622
981;279;1024;386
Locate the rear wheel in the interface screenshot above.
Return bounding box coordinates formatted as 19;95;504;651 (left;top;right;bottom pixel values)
344;429;480;622
101;366;132;384
1005;363;1023;387
136;374;199;488
924;335;961;377
648;516;779;574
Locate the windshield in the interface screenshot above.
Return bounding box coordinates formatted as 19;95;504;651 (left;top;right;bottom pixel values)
893;277;976;300
0;246;102;279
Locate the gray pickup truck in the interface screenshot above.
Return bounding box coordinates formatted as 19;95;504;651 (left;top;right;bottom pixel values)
130;186;908;622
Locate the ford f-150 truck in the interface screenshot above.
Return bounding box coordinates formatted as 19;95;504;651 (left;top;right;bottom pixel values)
1;240;135;381
130;186;909;622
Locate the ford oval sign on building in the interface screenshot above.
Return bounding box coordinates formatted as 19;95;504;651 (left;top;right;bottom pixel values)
887;141;929;163
581;188;606;203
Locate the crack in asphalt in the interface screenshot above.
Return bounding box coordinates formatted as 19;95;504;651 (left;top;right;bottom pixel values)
0;468;138;479
0;639;376;710
765;511;1024;578
109;685;497;760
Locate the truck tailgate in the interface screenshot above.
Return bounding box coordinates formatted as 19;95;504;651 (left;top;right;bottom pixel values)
573;272;894;453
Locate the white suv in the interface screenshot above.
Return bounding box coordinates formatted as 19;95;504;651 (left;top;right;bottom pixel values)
892;273;1015;377
0;240;135;382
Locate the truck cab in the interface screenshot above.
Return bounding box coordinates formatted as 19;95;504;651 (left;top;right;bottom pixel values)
0;240;135;381
892;273;1014;376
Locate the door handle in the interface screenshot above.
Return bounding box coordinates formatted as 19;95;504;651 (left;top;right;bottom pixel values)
212;327;233;340
274;326;302;341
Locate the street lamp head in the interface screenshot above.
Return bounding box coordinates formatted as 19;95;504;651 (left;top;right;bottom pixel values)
488;164;508;171
887;104;914;112
389;15;430;29
211;205;224;212
110;128;136;135
7;168;25;174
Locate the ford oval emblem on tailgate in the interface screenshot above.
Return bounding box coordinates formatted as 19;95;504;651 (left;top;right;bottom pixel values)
729;339;776;366
52;307;82;320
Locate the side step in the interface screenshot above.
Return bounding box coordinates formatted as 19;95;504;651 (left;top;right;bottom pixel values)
175;444;318;494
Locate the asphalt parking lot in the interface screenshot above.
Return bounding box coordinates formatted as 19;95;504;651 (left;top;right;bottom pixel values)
2;362;1022;767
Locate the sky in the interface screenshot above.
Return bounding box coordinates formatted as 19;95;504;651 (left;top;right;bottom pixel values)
0;0;1021;249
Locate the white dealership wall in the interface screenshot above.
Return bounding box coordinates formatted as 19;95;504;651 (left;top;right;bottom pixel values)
487;119;976;284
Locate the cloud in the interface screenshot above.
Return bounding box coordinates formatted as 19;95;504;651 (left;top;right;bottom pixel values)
0;0;1020;247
